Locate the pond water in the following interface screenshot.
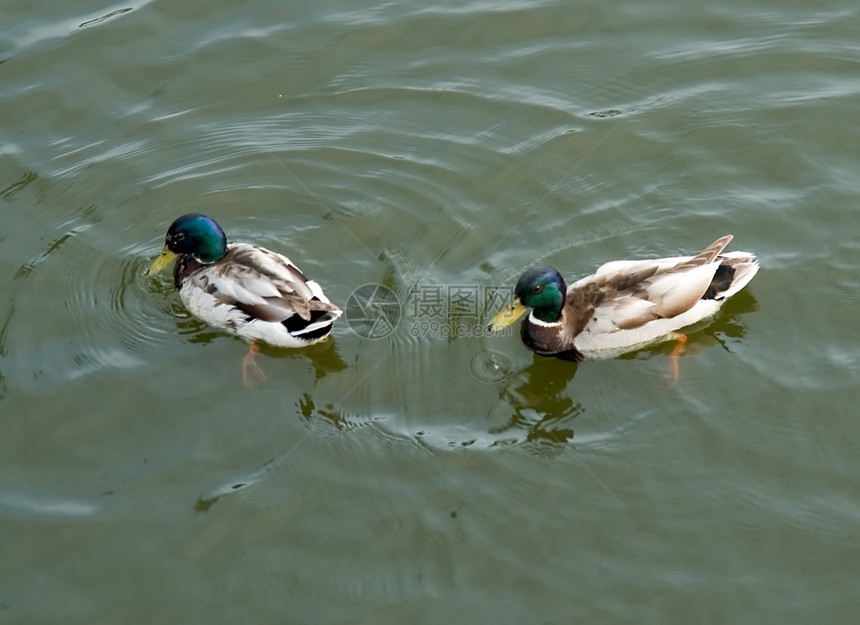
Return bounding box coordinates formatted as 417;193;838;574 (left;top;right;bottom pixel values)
2;0;859;622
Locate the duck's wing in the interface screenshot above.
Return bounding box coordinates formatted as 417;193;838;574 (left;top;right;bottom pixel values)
566;235;734;334
191;243;341;323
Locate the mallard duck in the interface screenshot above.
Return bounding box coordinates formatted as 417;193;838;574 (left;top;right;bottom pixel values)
147;213;342;383
488;235;758;366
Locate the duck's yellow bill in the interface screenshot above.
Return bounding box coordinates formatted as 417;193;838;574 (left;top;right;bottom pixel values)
487;300;527;332
147;246;179;276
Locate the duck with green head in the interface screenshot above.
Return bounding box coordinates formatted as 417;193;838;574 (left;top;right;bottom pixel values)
148;213;342;383
488;235;759;366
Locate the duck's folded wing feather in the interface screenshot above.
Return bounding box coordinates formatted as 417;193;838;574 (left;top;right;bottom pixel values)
598;296;660;330
634;262;720;318
197;244;338;323
572;260;721;332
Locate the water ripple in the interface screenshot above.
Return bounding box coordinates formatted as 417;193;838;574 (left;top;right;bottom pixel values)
4;217;181;390
0;490;108;520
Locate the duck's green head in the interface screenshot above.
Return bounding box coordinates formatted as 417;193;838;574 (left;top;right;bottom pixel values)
515;266;566;322
488;266;566;330
147;213;227;276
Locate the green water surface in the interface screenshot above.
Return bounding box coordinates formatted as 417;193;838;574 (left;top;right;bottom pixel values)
2;0;859;622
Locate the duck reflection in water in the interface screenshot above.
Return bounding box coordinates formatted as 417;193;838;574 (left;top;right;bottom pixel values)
489;356;582;448
252;337;348;383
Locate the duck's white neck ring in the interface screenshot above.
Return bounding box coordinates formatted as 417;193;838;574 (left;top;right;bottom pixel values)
528;311;563;328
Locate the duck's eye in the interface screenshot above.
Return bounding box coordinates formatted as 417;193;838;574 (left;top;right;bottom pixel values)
173;233;186;242
533;284;544;294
